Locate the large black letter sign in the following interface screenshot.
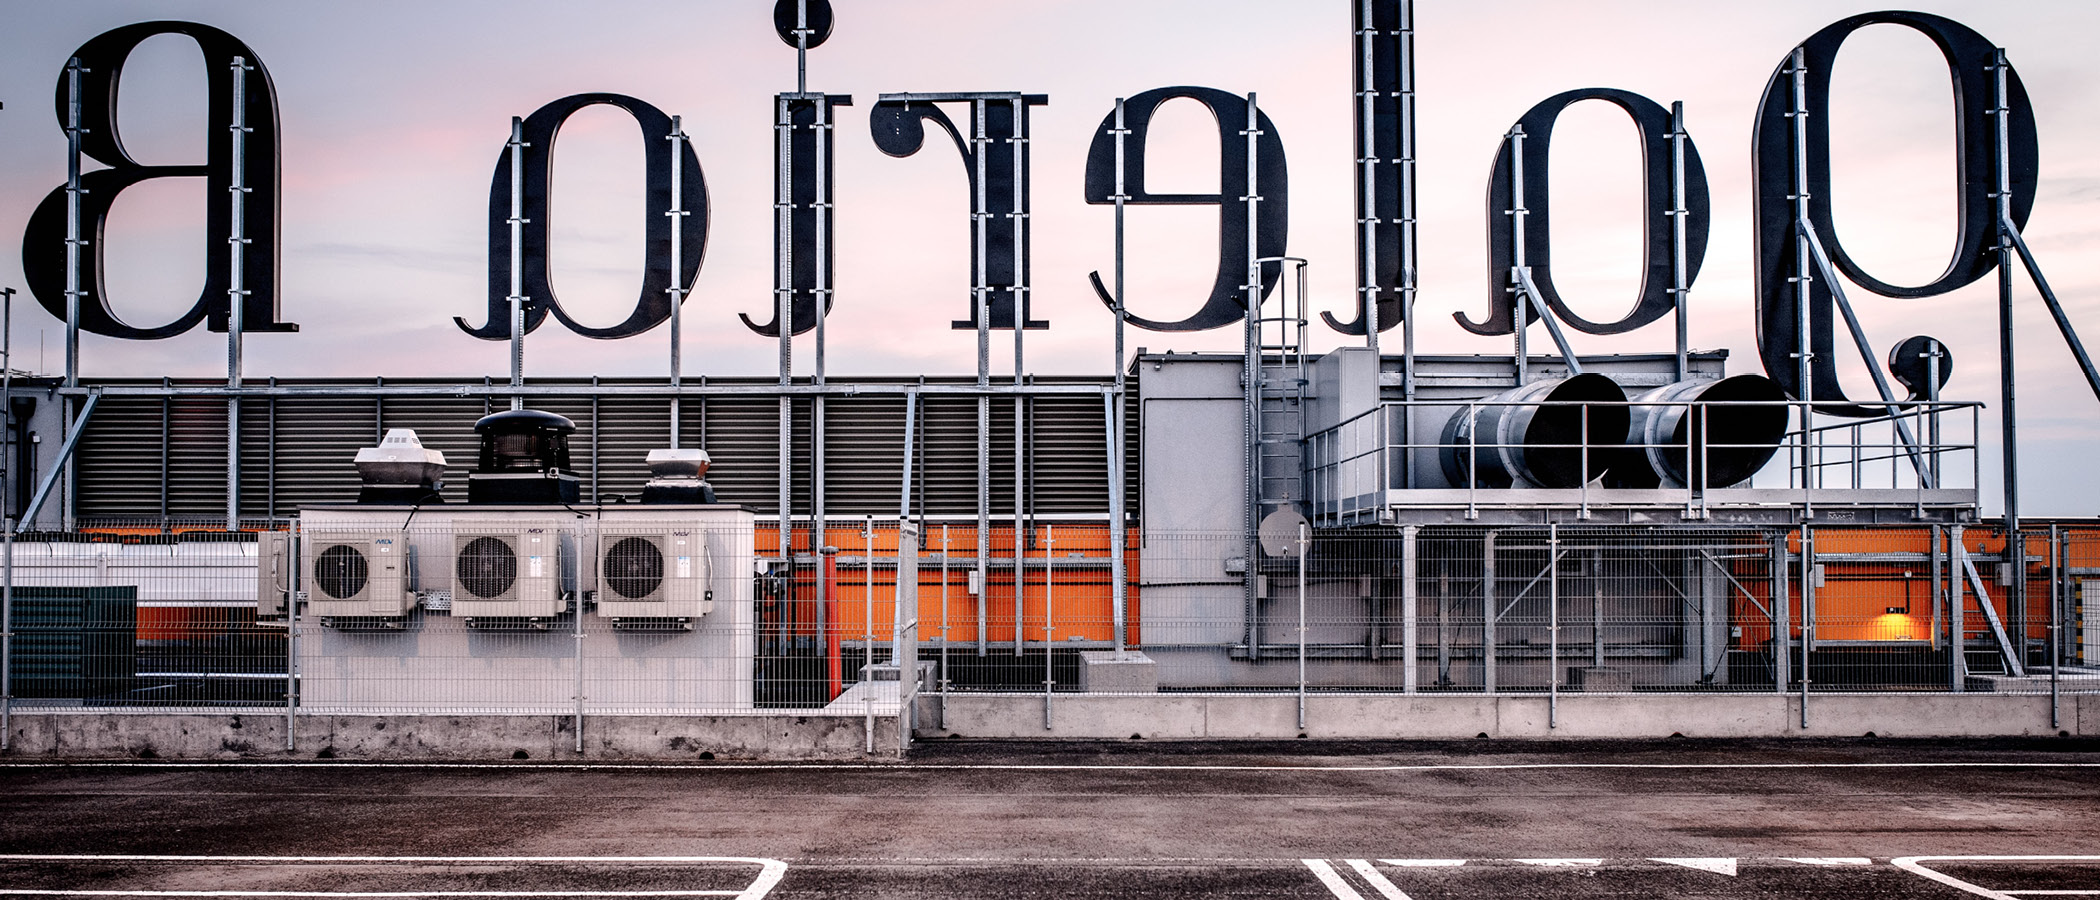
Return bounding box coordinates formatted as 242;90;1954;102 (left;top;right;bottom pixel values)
742;92;852;337
1327;0;1407;337
1082;87;1289;332
1459;88;1711;337
21;21;293;339
870;94;1050;331
1752;11;2036;412
459;93;708;340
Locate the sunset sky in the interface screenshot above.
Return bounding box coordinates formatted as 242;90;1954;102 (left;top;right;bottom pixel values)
2;1;2097;514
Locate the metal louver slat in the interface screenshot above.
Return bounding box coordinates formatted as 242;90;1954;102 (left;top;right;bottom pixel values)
75;397;163;521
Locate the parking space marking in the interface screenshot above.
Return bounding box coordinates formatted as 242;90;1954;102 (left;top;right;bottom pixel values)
1894;856;2100;900
1377;860;1466;867
1652;858;1738;876
1781;857;1873;866
1515;859;1604;867
0;856;787;900
5;761;2098;774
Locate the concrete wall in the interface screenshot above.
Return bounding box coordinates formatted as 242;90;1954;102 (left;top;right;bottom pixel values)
926;692;2100;741
2;712;900;761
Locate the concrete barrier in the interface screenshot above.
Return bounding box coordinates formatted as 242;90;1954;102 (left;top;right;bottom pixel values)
1;692;2086;760
924;692;2089;741
2;712;900;761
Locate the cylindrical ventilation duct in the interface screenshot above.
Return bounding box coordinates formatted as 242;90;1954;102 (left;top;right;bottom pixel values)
1607;374;1788;489
1439;373;1629;489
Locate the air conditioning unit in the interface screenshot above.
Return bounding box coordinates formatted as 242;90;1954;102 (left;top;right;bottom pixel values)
450;518;567;625
301;529;411;624
596;524;712;628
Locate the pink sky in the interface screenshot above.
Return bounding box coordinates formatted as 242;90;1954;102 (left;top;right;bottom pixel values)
2;0;2097;513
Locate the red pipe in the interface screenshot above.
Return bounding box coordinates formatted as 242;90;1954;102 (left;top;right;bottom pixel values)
822;545;842;700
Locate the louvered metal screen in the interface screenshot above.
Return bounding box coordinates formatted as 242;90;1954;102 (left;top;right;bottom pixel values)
66;377;1127;525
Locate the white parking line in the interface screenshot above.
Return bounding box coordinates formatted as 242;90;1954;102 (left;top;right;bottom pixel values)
1781;857;1873;866
3;761;2097;773
1893;856;2100;900
1652;858;1738;876
1515;859;1604;867
0;856;788;900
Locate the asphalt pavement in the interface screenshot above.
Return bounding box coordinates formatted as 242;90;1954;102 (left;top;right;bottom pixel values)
2;737;2096;898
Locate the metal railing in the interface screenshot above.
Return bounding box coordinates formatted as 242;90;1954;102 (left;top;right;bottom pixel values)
1306;398;1982;525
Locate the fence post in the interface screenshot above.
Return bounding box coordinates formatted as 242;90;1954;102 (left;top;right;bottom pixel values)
1800;525;1813;729
1401;525;1418;694
1482;531;1497;695
1547;523;1559;730
284;525;299;751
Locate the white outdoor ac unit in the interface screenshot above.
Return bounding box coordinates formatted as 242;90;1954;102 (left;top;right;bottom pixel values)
596;524;712;627
450;518;565;622
301;530;411;622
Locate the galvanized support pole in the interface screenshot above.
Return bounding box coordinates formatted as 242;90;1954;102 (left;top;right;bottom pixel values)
506;117;527;412
812;96;830;562
1669;101;1691;382
1992;48;2020;535
1950;524;1969;691
1296;521;1309;731
1772;530;1790;692
1109;97;1129;655
1548;523;1559;729
1931;524;1945;652
1401;524;1419;694
1788;49;1817;500
1242;92;1263;662
971;98;992;660
1800;525;1813;727
1043;525;1054;730
62;58;86;530
1397;0;1420;487
938;524;951;729
2050;524;2061;729
1482;531;1497;694
573;558;586;753
1010;97;1029;653
666;116;689;448
775;96;794;561
1;288;14;750
864;515;874;665
284;525;298;750
1507;125;1529;387
1356;0;1381;356
225;56;253;532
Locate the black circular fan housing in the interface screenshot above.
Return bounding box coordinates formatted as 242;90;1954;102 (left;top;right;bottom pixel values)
315;544;369;600
456;536;519;599
605;536;665;600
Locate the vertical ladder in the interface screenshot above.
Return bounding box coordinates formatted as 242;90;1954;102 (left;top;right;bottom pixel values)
1252;257;1310;518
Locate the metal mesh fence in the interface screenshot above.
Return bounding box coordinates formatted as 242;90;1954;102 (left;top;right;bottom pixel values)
3;519;2095;729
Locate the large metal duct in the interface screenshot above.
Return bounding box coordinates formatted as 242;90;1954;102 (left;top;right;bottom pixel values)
1607;374;1788;489
1439;374;1629;489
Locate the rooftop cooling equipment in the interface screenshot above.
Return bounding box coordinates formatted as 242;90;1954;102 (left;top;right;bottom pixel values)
1440;373;1630;489
596;524;712;629
466;409;581;504
1607;374;1790;489
301;529;411;626
354;428;447;504
451;519;566;626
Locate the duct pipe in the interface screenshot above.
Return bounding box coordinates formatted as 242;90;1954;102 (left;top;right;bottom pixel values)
1608;374;1789;489
1440;374;1627;489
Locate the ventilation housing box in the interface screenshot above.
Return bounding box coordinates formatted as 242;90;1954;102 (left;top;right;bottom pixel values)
449;517;569;624
301;528;412;624
596;516;712;628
